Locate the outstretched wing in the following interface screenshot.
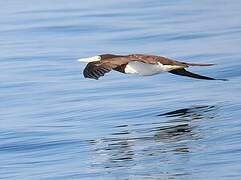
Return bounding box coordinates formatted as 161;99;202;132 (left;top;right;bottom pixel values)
129;54;214;67
83;62;113;80
83;57;132;80
129;54;188;67
169;68;227;81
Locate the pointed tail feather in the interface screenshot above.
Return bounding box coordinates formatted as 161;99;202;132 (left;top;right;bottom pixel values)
184;62;216;67
169;68;227;81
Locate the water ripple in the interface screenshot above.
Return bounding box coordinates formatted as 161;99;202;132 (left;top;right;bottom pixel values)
1;0;241;179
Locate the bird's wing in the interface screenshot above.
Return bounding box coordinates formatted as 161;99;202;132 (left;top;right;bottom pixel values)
130;54;215;67
129;54;188;67
83;57;132;80
83;62;112;80
169;68;227;81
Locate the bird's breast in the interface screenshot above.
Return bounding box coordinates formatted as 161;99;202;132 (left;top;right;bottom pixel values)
124;61;174;76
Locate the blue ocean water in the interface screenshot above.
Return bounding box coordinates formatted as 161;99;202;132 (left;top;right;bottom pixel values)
1;0;241;179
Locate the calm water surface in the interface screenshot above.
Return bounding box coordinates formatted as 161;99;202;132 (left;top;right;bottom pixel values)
1;0;241;179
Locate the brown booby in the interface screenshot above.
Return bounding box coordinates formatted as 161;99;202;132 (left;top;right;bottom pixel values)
78;54;225;80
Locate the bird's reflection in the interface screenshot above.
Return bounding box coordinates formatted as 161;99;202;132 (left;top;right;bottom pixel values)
158;105;216;119
89;105;218;177
153;105;217;142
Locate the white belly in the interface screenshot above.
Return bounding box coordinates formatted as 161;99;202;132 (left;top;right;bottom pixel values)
124;61;178;76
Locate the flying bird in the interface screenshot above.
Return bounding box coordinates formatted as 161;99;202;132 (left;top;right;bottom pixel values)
77;54;225;81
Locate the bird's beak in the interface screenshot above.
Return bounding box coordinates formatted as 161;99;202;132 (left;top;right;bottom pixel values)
77;56;101;63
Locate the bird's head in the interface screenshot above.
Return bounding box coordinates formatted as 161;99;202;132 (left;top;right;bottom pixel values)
77;54;122;63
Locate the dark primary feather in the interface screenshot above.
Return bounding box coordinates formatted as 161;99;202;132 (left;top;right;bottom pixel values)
83;56;132;79
83;62;112;80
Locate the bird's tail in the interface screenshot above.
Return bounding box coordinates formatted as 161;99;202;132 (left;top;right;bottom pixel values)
169;68;227;81
184;62;216;67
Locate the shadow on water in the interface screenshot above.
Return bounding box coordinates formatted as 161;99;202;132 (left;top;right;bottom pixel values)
88;105;218;177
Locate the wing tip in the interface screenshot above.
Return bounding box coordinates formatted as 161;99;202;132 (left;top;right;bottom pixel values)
83;73;99;80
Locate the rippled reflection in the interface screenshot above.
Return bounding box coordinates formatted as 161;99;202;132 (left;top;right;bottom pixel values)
158;105;216;119
90;105;217;178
